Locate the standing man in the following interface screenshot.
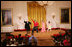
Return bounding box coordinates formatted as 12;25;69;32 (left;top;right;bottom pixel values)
24;20;31;34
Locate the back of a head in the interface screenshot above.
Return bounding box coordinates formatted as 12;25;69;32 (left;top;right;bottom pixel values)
31;37;35;43
19;41;22;44
11;41;14;44
25;34;28;36
19;34;21;37
32;37;34;39
31;37;37;46
12;35;14;38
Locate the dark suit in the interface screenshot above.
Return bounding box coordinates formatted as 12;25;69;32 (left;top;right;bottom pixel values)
24;21;31;31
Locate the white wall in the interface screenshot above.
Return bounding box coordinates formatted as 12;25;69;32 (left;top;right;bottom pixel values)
1;1;71;29
46;1;71;29
1;1;28;29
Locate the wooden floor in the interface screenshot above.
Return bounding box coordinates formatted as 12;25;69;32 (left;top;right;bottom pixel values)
1;29;65;46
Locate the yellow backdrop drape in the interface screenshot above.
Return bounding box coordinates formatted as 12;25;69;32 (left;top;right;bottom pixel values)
27;2;46;28
1;11;2;26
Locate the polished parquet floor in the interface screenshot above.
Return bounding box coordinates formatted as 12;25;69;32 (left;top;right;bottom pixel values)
1;29;65;46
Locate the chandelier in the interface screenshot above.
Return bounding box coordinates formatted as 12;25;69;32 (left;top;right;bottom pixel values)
36;1;55;6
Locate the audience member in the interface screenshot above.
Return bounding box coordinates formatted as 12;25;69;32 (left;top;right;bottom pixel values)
10;42;17;46
2;39;7;46
29;35;37;46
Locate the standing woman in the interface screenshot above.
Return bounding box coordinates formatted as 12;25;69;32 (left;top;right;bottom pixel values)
47;21;52;31
41;20;46;32
24;20;31;34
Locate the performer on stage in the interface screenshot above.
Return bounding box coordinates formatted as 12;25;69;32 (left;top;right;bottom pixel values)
47;21;52;31
41;20;46;32
31;19;39;34
24;20;31;34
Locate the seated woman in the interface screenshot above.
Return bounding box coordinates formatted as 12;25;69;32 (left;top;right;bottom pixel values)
18;41;22;46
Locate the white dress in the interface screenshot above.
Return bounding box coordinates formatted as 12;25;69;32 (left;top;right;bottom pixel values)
47;23;52;31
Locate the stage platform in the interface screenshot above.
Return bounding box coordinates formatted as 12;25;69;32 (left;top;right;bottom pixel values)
14;28;70;31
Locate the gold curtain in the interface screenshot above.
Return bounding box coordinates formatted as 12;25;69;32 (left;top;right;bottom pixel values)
1;11;2;26
27;2;46;28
